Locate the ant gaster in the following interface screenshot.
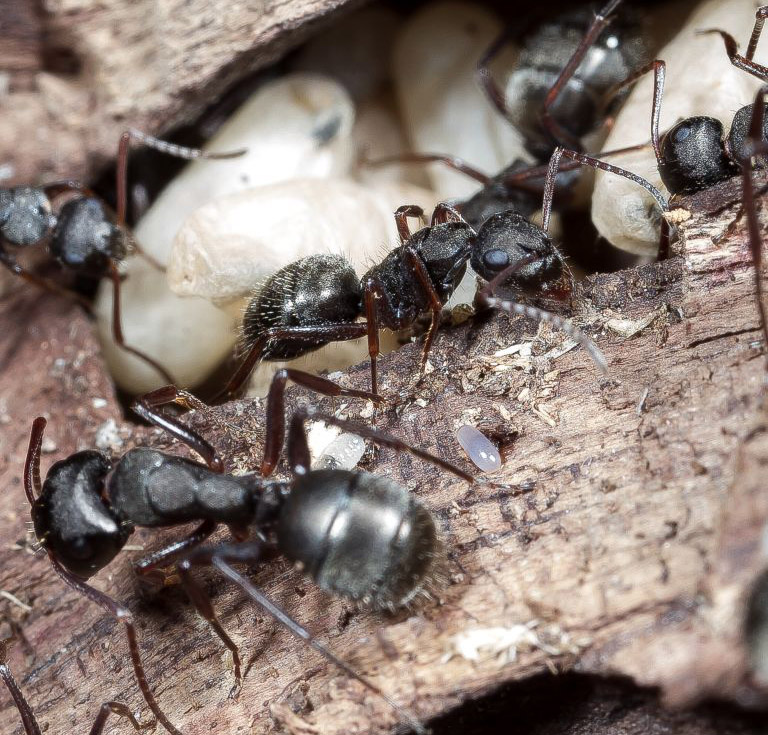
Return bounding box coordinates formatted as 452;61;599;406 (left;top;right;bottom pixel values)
25;368;483;734
215;192;609;402
0;637;145;735
0;129;243;384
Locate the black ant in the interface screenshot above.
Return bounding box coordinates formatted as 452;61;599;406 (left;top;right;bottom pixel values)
374;0;648;230
0;129;243;384
23;367;488;734
0;637;145;735
211;175;614;402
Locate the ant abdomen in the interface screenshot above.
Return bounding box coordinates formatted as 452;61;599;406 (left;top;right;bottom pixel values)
108;448;254;527
50;197;127;274
659;117;739;195
278;469;439;608
242;253;361;360
470;210;564;293
31;450;128;579
0;187;53;247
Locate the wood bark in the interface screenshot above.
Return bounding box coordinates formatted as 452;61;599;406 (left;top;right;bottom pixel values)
0;0;363;184
0;177;767;733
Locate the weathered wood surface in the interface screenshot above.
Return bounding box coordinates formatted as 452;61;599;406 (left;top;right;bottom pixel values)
0;0;362;184
0;178;767;734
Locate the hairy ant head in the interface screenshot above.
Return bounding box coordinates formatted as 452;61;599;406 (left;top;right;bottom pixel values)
32;450;130;578
242;254;362;361
49;197;128;275
277;469;439;608
659;117;738;195
471;210;564;292
0;187;54;247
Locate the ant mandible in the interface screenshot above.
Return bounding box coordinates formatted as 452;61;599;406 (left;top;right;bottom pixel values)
24;366;484;734
0;129;243;384
0;637;146;735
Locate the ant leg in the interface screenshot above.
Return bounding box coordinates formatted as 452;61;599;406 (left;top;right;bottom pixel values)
700;27;768;82
739;92;768;357
131;387;223;472
115;129;246;269
1;636;146;735
178;542;428;735
542;146;668;234
261;368;381;477
540;0;625;149
363;279;383;396
23;417;46;506
367;152;491;184
134;519;218;582
747;6;768;60
213;322;370;403
287;406;475;484
403;248;445;379
599;59;666;163
106;262;176;385
46;555;183;735
176;554;243;697
0;241;92;309
394;205;425;242
116;129;247;225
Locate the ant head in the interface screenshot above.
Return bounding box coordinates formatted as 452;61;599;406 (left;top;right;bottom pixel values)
49;197;127;275
242;254;361;361
659;117;738;195
0;187;54;247
411;221;473;301
278;470;439;608
471;210;563;292
727;103;768;165
32;450;130;579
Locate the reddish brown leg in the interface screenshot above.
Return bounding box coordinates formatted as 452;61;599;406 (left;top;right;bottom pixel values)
116;129;246;270
260;368;381;477
24;417;46;505
131;386;222;472
700;27;768;82
287;406;475;485
176;556;243;697
0;242;92;309
47;555;183;735
540;0;624;148
106;262;176;384
213;322;370;403
599;59;666;163
404;248;444;379
0;637;147;735
739;89;768;358
747;6;768;60
476;28;523;127
394;204;425;242
363;279;383;396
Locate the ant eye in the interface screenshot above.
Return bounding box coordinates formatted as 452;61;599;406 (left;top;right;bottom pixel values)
482;249;510;272
673;124;691;143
